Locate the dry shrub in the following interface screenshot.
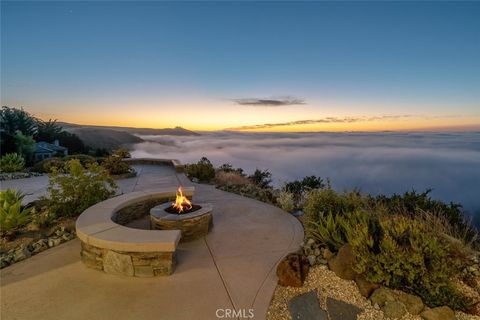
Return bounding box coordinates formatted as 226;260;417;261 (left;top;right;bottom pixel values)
215;171;251;187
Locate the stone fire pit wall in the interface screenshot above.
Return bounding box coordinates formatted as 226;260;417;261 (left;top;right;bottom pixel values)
76;188;194;277
81;242;175;277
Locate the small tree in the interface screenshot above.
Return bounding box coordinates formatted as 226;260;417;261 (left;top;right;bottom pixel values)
249;168;272;188
45;159;117;217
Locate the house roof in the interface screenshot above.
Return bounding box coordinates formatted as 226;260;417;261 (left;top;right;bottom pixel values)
34;141;67;154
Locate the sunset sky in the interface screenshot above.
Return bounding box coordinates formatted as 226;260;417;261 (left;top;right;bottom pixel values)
1;1;479;132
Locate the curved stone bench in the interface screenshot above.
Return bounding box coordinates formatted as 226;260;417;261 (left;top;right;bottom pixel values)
75;187;194;277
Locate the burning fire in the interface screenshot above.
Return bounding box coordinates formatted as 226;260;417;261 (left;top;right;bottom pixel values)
172;186;192;214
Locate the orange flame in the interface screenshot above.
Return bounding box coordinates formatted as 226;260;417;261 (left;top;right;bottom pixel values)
172;187;192;214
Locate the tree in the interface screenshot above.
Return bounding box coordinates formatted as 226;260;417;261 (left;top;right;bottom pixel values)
36;119;62;142
14;131;35;160
1;106;38;155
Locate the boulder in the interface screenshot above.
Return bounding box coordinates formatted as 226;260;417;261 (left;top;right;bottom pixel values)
370;288;396;308
328;244;356;280
420;306;455;320
277;253;309;287
396;291;424;315
382;301;407;319
355;275;380;298
326;297;363;320
288;291;327;320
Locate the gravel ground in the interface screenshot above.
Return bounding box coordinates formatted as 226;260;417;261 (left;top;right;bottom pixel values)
266;265;480;320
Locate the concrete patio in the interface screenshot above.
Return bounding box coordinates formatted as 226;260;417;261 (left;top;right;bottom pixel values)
0;164;303;320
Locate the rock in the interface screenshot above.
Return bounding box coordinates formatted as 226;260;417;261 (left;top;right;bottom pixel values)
288;291;327;320
328;244;356;280
306;238;316;247
134;266;154;277
307;255;317;266
326;297;363;320
420;306;455;320
48;238;62;247
277;253;310;287
370;288;396;308
32;239;48;253
103;251;134;276
355;275;380;298
382;301;407;319
313;248;321;256
317;257;327;265
13;246;31;262
396;291;424;315
323;248;335;261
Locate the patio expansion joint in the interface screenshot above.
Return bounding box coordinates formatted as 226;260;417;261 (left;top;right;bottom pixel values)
204;237;238;313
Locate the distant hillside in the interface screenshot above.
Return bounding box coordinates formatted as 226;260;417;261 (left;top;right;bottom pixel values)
59;122;199;150
59;122;199;136
66;127;144;151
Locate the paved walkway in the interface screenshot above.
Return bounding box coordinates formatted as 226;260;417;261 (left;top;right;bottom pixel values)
1;164;303;320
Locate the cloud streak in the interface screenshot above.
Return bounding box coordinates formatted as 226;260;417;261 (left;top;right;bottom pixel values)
226;115;415;130
231;97;306;107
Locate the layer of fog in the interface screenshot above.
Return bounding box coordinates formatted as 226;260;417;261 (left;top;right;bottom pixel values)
131;131;480;224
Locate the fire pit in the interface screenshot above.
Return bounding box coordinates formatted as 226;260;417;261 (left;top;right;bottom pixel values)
150;187;213;242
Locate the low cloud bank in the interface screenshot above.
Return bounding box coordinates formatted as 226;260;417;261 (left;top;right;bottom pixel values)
131;131;480;224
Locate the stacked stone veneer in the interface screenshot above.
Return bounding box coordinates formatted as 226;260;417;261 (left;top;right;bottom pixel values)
79;195;191;277
151;212;213;242
81;242;175;277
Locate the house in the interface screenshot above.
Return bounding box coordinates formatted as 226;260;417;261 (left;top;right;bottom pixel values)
34;140;68;161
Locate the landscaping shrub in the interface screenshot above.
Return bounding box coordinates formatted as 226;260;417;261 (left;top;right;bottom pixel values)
185;157;215;182
304;189;366;231
217;183;275;204
102;155;132;175
218;163;245;176
0;189;32;237
349;214;472;310
32;157;65;173
64;154;97;166
113;148;131;159
308;210;369;252
249;168;272;188
215;171;251;187
0;153;25;173
276;190;295;213
376;190;478;246
44;159;117;217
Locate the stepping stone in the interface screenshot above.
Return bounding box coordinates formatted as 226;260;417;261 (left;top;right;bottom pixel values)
326;297;363;320
288;291;328;320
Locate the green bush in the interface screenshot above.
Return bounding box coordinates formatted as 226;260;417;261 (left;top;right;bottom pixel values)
308;210;369;252
0;189;32;236
44;159;117;217
185;157;215;182
349;215;472;310
102;155;132;175
304;189;366;232
32;157;65;173
248;169;272;188
113;148;131;159
0;153;25;173
376;190;478;245
64;154;97;166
